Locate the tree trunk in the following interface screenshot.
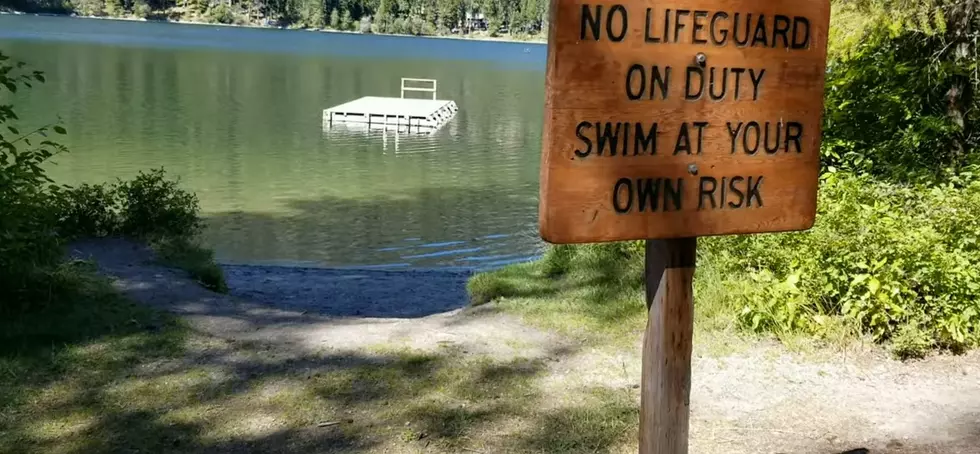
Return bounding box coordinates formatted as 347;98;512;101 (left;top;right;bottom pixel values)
945;0;978;162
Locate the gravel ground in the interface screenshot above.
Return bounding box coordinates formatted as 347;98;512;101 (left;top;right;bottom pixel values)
69;238;980;454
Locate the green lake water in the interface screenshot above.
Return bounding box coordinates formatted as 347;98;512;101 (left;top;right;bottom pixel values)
0;14;548;269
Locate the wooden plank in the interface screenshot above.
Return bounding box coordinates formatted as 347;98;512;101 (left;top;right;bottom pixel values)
641;238;695;454
539;0;831;243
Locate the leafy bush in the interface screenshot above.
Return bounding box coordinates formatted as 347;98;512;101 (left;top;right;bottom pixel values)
132;0;151;18
1;52;70;310
706;172;980;351
389;17;409;34
207;3;234;24
116;168;201;240
823;3;979;183
52;169;201;241
1;52;226;314
52;183;121;238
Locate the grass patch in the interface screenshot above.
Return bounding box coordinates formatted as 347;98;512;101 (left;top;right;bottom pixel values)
467;243;748;351
466;244;646;346
153;237;228;293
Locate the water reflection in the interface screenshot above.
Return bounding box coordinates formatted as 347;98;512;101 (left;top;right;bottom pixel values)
1;15;547;269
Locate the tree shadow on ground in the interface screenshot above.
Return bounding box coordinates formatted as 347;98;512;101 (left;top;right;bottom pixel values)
1;295;638;454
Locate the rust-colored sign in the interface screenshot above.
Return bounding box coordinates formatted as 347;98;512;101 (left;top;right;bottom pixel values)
539;0;831;243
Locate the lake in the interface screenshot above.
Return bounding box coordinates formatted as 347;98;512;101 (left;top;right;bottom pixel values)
0;14;548;269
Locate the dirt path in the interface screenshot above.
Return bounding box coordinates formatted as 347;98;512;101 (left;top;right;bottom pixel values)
69;238;980;454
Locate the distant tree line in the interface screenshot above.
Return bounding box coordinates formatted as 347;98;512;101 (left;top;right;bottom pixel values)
0;0;548;37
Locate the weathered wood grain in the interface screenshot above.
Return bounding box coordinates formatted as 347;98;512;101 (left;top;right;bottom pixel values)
540;0;831;242
640;238;696;454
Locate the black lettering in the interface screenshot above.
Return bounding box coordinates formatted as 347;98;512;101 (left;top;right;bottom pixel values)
728;176;745;208
613;178;633;213
665;178;683;211
637;178;660;212
674;9;690;43
581;4;602;41
693;10;708;44
626;64;645;101
773;15;791;48
746;176;763;207
733;13;751;46
698;177;718;209
644;8;660;43
742;121;760;154
598;122;622;156
607;4;628;42
792;17;811;49
693;121;708;154
673;123;691;155
749;68;765;100
731;67;745;99
622;122;631;156
685;66;704;100
634;122;658;155
663;9;671;43
720;176;728;207
709;67;728;101
751;14;769;47
785;122;803;153
764;121;782;154
651;66;670;100
710;12;729;45
727;121;742;154
575;121;593;158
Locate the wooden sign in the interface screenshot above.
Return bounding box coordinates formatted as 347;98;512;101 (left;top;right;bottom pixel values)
539;0;831;243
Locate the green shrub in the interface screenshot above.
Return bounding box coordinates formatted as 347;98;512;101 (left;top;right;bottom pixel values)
116;168;202;240
207;3;234;24
0;52;70;311
823;6;980;183
1;52;226;311
707;172;980;350
891;322;934;360
52;183;121;238
132;0;151;18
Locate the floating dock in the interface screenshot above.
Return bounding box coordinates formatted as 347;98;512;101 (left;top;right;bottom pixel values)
322;78;458;134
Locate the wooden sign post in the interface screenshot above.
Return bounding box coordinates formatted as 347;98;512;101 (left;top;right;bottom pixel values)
538;1;831;452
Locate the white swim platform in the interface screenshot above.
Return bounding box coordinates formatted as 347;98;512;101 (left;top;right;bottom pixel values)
322;78;458;133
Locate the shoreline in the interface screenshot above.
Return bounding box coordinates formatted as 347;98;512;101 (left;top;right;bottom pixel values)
0;10;548;45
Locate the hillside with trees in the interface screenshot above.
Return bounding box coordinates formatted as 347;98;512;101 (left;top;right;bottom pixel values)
0;0;548;39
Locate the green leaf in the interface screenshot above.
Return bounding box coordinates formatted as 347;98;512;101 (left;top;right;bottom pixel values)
7;126;18;135
53;126;67;135
868;277;881;294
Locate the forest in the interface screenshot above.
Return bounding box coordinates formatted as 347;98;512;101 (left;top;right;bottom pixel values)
0;0;549;38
